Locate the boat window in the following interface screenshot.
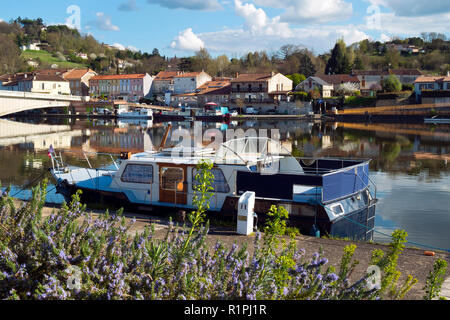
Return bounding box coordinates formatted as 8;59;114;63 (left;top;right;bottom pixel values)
161;167;184;191
121;164;153;184
192;168;230;193
330;203;344;215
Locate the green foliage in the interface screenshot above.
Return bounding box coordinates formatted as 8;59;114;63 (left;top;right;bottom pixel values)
370;230;418;299
286;73;306;88
423;259;448;300
382;75;402;93
325;39;352;75
182;159;214;255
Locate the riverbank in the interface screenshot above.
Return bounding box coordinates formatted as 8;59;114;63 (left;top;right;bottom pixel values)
31;200;450;300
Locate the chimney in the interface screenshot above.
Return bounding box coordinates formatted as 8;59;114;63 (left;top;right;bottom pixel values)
236;72;239;79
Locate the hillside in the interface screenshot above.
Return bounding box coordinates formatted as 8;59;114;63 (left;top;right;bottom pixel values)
21;50;88;69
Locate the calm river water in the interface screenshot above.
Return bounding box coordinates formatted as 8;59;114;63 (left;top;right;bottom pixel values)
1;117;449;250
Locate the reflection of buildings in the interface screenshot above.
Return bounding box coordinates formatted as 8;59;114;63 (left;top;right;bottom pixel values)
0;119;87;151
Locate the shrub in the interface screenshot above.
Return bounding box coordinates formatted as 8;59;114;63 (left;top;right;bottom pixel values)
0;176;441;300
382;75;402;93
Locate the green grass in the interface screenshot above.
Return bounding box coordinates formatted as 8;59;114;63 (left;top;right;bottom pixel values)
21;50;88;69
344;96;377;108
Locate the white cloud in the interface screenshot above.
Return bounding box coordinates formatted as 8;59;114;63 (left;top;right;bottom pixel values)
362;11;450;36
169;0;369;55
112;43;140;52
252;0;353;24
196;24;368;54
368;0;450;17
170;28;206;52
379;33;391;42
234;0;292;37
88;12;120;31
147;0;222;11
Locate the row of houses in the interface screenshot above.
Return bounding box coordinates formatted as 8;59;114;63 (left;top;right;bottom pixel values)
0;69;153;102
296;69;424;97
156;71;294;110
2;67;448;107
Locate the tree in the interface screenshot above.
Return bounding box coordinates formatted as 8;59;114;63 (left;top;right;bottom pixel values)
353;56;364;70
382;75;402;92
215;55;230;77
287;73;306;88
0;33;24;74
297;51;316;77
384;47;401;68
152;48;160;57
325;39;351;75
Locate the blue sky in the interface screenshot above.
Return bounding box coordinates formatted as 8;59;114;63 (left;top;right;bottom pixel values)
1;0;449;57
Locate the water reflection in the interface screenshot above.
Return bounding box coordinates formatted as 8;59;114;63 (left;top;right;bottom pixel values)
0;117;449;249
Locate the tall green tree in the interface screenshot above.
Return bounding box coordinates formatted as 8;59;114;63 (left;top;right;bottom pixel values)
325;39;352;74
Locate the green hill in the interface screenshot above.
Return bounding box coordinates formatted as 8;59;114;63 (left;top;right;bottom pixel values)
21;50;88;69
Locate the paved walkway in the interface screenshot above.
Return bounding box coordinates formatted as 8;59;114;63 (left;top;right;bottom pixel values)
441;277;450;300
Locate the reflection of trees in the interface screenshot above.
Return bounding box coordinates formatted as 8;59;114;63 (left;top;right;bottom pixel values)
381;142;402;163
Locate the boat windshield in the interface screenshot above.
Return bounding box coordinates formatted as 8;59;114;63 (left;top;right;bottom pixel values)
214;137;299;168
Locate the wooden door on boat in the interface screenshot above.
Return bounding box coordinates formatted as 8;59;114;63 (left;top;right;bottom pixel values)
159;164;188;205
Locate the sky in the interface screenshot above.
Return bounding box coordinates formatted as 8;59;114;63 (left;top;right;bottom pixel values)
0;0;449;57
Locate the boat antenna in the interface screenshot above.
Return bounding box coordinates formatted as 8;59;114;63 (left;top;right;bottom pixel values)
159;123;172;151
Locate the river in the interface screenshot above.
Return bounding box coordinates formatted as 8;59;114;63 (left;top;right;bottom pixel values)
1;116;449;250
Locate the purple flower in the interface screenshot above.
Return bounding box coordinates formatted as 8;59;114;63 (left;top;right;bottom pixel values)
325;273;339;282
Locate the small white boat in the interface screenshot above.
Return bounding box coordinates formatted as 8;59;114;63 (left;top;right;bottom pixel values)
424;117;450;124
117;108;153;119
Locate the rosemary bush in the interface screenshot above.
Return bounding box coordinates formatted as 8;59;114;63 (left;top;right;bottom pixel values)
0;170;444;300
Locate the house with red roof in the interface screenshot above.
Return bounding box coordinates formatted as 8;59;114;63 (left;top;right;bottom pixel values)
173;71;212;95
0;71;70;95
414;74;450;103
63;68;97;96
230;72;293;112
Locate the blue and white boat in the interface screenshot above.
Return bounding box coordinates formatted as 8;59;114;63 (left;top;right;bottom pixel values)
117;108;153;119
50;137;377;241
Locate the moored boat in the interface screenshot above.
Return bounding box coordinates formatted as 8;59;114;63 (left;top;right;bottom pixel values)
117;108;153;119
50;137;377;241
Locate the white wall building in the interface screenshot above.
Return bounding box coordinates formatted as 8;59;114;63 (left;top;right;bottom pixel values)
173;71;212;95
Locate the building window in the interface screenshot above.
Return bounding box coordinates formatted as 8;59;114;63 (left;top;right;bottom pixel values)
121;164;153;184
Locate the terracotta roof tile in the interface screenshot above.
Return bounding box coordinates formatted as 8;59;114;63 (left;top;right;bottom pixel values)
231;73;273;82
64;68;96;80
196;80;231;95
315;74;360;85
154;71;180;81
